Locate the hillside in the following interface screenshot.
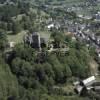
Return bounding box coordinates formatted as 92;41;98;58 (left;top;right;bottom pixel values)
0;56;19;99
0;0;100;100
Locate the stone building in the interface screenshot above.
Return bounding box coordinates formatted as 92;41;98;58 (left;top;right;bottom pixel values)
24;32;46;51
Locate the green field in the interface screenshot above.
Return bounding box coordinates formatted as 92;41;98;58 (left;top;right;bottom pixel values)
7;31;27;43
7;30;51;44
40;31;51;40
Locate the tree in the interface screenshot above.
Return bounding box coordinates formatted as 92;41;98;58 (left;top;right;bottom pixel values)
14;44;35;62
64;64;72;79
0;22;7;31
0;56;19;99
0;30;8;52
12;21;21;34
66;48;89;78
22;16;32;30
11;57;22;75
47;54;65;83
51;31;65;48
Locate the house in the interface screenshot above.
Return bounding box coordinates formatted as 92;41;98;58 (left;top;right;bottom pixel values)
47;22;61;30
47;24;54;29
89;33;96;41
95;36;100;45
92;81;100;93
78;15;92;20
73;81;80;86
78;14;83;18
24;32;46;51
75;85;83;95
80;76;96;87
74;76;97;95
95;48;100;58
83;16;92;20
93;86;100;93
94;11;100;21
9;42;16;48
55;22;61;29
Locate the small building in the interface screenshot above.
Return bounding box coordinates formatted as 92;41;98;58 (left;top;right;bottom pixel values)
47;24;54;29
93;86;100;93
73;81;80;86
81;76;96;87
93;81;100;91
9;42;16;48
75;85;83;95
78;14;83;18
47;22;61;30
94;11;100;21
78;15;92;20
95;36;100;45
95;48;100;58
74;76;97;95
92;81;100;86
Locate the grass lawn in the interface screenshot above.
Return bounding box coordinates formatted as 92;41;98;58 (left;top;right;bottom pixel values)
7;30;51;44
41;94;89;100
7;31;27;44
39;31;51;39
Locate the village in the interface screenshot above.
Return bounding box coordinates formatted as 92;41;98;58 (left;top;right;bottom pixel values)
0;0;100;99
6;9;100;97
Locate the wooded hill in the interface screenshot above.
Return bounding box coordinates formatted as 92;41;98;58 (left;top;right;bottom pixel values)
0;0;100;100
